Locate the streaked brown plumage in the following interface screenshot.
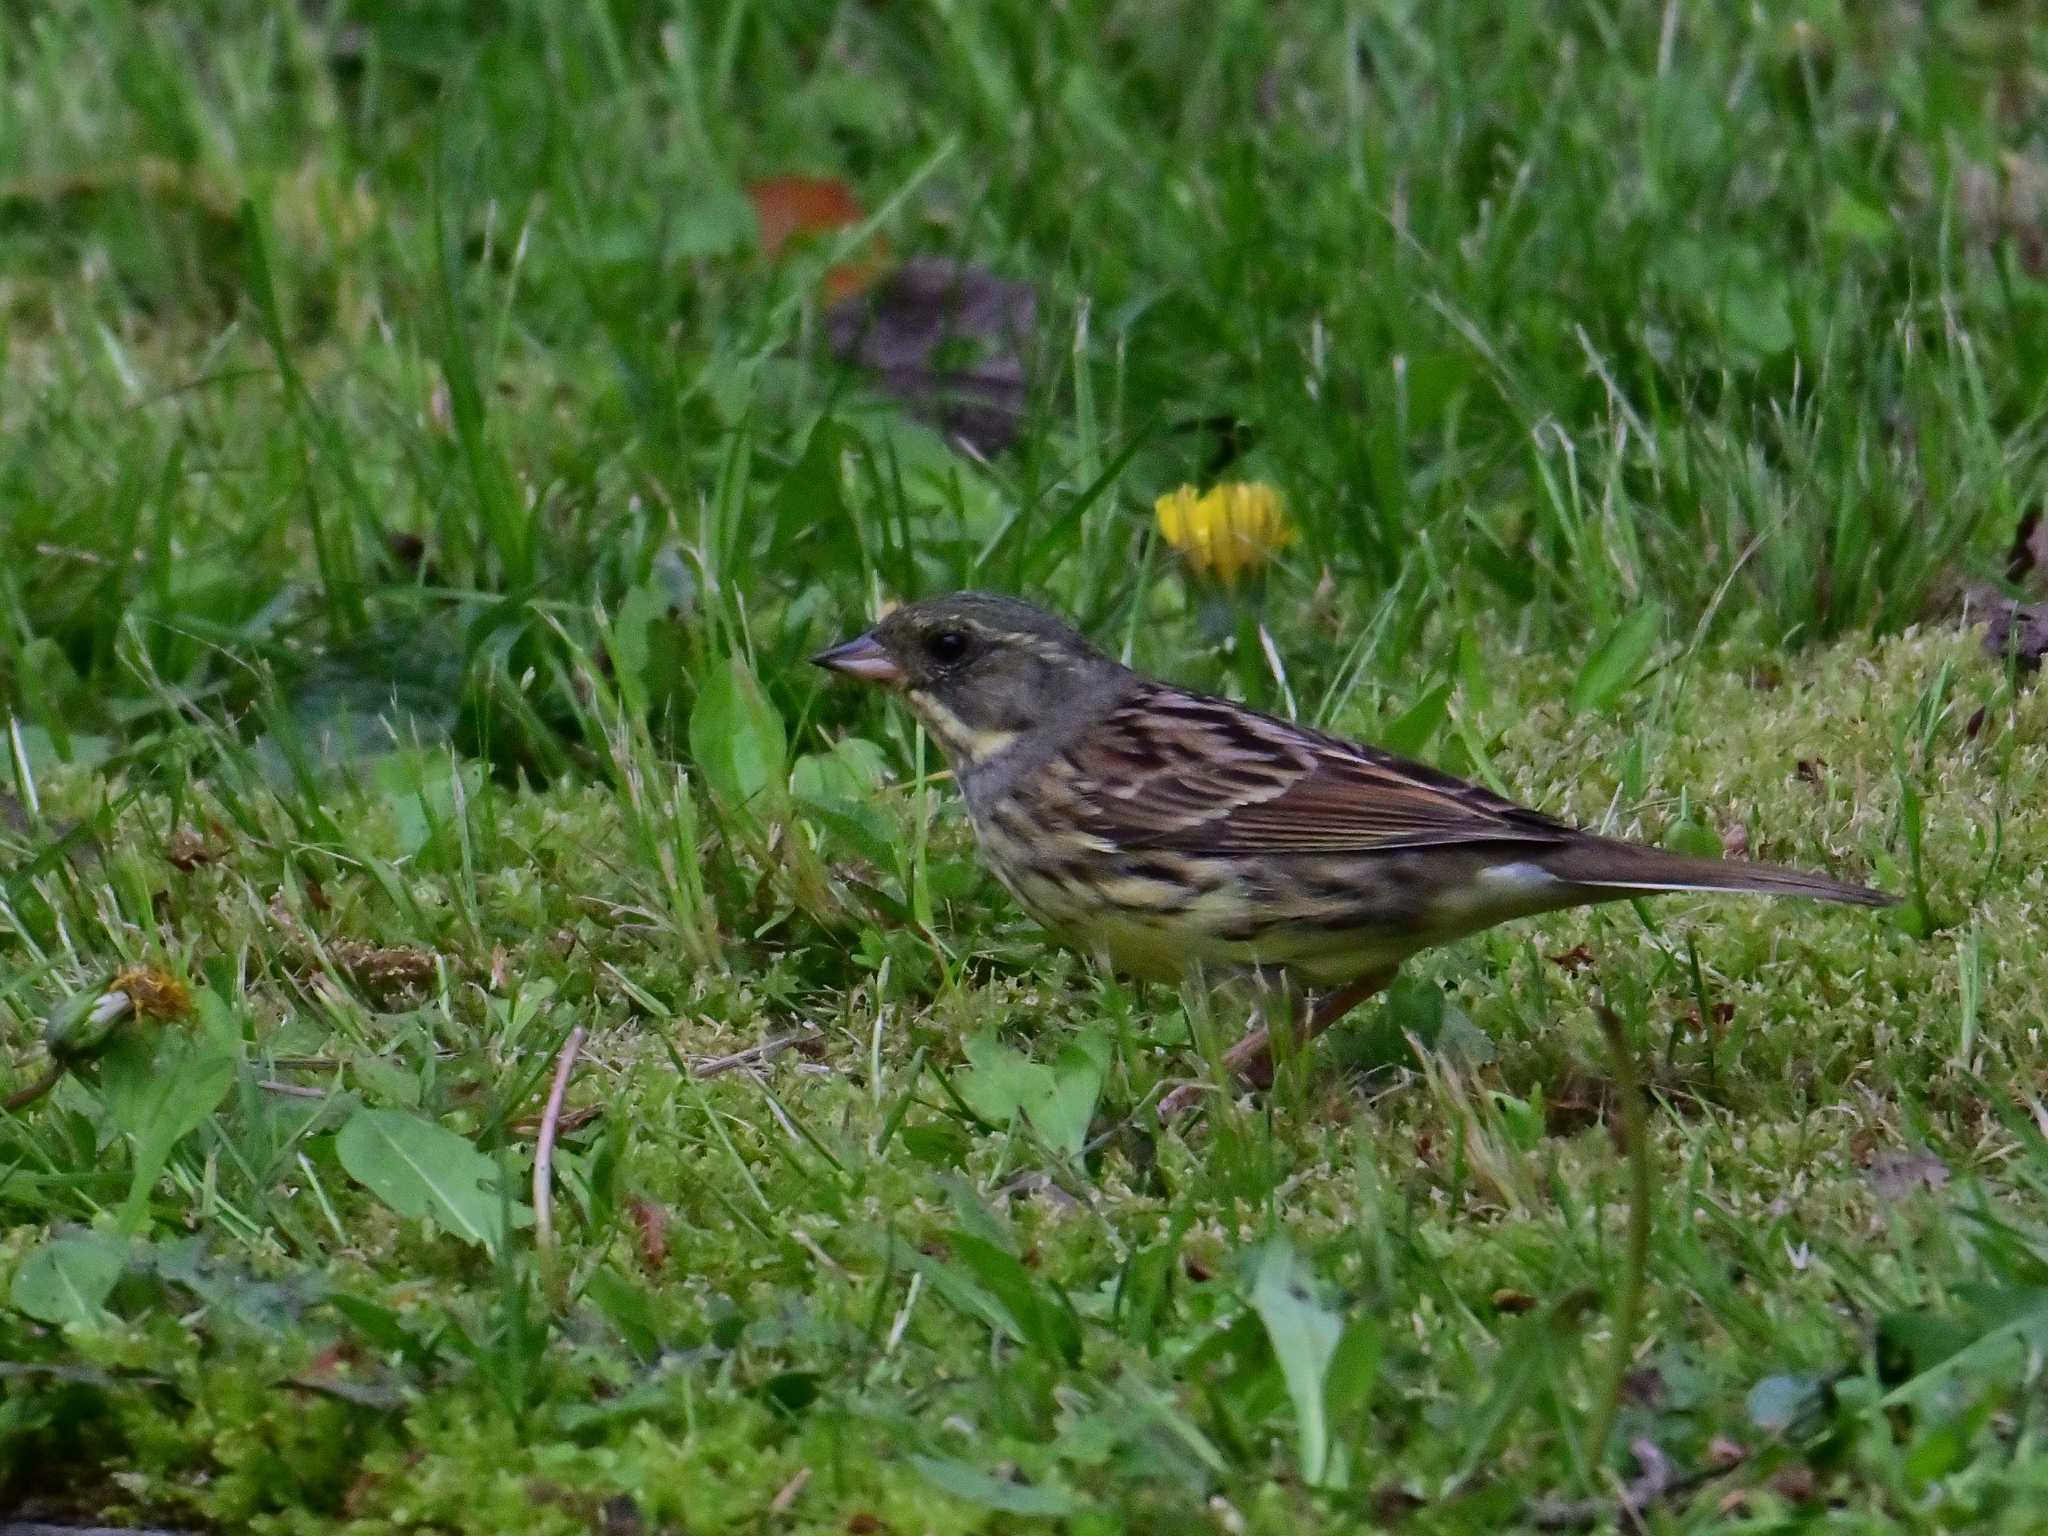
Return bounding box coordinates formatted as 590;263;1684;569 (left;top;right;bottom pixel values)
813;593;1893;1112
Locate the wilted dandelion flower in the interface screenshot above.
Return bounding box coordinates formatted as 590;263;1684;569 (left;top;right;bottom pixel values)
39;965;191;1068
1153;482;1295;586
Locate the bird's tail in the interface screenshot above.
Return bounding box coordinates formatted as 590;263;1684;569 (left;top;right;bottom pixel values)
1541;837;1897;909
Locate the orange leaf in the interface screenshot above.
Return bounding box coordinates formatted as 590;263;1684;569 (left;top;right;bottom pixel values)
748;174;863;255
747;174;889;301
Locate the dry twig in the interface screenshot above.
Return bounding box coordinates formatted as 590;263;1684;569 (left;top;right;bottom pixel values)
533;1025;587;1277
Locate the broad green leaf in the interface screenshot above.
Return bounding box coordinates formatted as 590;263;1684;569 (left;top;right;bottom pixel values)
10;1233;123;1326
937;1174;1015;1255
1033;1034;1110;1157
336;1108;515;1252
370;750;483;857
1569;607;1661;715
1823;187;1891;245
793;736;894;866
669;182;755;259
911;1455;1079;1517
328;1292;437;1368
1436;1001;1496;1067
100;1034;238;1234
585;1266;661;1359
791;735;889;802
1115;1241;1177;1346
1324;1317;1382;1431
768;418;854;552
1721;270;1794;356
8;722;112;774
147;1236;328;1334
795;794;895;869
350;1049;424;1108
272;617;464;772
956;1030;1108;1158
1873;1286;2048;1411
890;1236;1019;1342
957;1031;1044;1125
1663;813;1722;860
1247;1238;1344;1486
688;655;787;816
1747;1371;1826;1433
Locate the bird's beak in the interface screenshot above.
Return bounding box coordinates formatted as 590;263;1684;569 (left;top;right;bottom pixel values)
810;632;904;686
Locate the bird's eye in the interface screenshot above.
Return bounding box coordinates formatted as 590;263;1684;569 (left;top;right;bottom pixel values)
924;629;971;665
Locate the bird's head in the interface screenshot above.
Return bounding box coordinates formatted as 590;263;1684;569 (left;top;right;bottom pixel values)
811;592;1116;767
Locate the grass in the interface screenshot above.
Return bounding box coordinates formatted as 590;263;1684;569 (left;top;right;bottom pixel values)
4;0;2048;1529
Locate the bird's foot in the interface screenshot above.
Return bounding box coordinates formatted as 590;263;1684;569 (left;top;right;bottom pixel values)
1154;967;1399;1124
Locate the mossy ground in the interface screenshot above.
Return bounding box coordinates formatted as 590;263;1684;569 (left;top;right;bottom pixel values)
5;3;2048;1531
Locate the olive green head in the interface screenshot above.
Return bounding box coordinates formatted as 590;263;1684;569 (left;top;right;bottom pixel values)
811;592;1117;765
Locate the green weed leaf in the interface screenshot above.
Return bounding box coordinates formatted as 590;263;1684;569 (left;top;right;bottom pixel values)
271;618;464;773
688;655;787;816
1873;1286;2048;1411
1453;1290;1596;1483
10;1233;124;1326
911;1454;1079;1517
607;583;667;719
101;1034;238;1234
336;1108;516;1253
1247;1237;1344;1486
793;736;894;865
1747;1371;1826;1433
957;1030;1108;1158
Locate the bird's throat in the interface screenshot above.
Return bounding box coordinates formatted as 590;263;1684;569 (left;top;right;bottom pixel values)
906;689;1022;767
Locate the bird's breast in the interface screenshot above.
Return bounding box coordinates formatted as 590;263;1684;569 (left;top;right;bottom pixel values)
964;793;1431;983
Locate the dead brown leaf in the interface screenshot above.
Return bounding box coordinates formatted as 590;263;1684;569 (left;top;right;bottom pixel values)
509;1103;604;1139
825;257;1037;455
1866;1149;1950;1202
329;940;438;1000
1768;1465;1818;1503
1707;1436;1747;1469
1527;1437;1680;1530
165;827;219;871
629;1199;669;1272
1981;596;2048;672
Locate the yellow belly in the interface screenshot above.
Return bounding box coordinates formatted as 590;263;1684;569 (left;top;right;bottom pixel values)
998;862;1415;987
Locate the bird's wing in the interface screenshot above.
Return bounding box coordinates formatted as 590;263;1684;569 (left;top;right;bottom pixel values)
1056;684;1575;854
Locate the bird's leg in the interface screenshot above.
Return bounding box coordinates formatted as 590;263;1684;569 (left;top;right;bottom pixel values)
1158;966;1398;1121
1223;966;1398;1087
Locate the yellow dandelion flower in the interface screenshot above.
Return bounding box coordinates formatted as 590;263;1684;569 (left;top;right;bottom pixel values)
1153;482;1295;586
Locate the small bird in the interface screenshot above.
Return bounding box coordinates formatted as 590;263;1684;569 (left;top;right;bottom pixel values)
813;593;1894;1116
